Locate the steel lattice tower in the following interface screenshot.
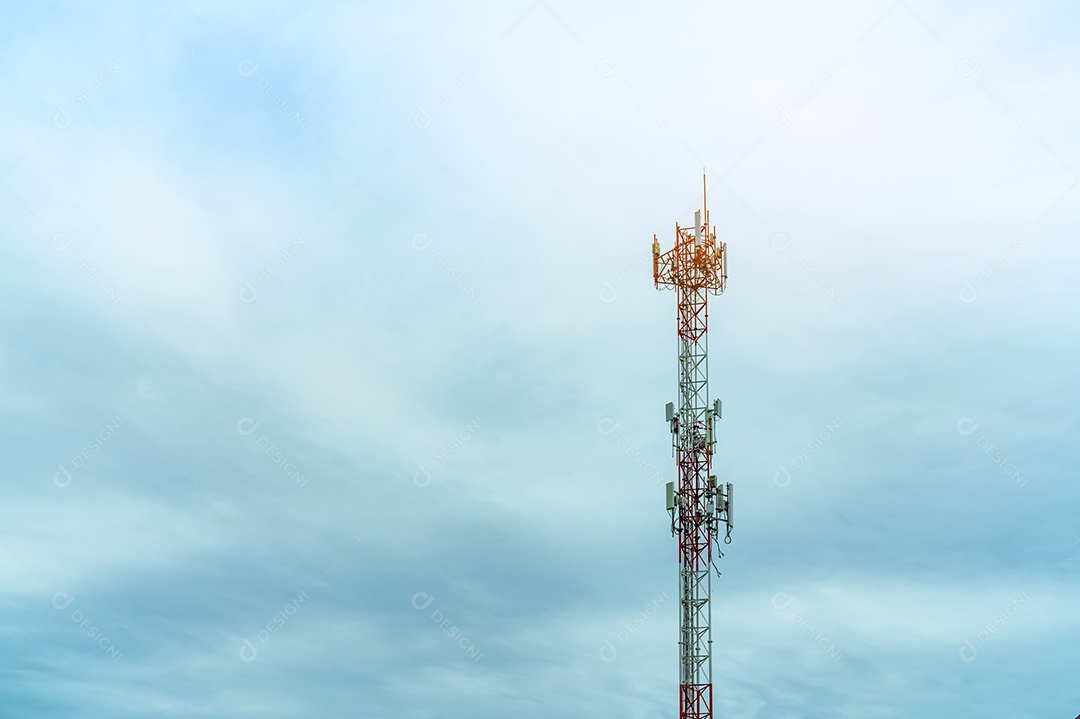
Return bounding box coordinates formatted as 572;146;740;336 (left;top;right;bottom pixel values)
653;177;733;719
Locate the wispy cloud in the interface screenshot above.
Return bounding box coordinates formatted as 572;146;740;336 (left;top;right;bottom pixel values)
1;1;1078;717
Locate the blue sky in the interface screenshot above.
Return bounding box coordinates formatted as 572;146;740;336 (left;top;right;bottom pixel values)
2;1;1079;717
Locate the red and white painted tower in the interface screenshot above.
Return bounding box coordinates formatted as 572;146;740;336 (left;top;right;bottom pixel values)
653;176;733;719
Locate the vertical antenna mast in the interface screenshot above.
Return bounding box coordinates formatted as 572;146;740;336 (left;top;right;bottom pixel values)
653;177;733;719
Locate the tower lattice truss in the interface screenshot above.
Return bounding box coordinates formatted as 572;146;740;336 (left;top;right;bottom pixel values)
653;181;733;719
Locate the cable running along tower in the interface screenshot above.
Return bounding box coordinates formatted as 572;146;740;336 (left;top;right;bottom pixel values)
652;177;733;719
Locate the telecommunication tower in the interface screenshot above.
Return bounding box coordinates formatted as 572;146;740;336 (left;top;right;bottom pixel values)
652;176;733;719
